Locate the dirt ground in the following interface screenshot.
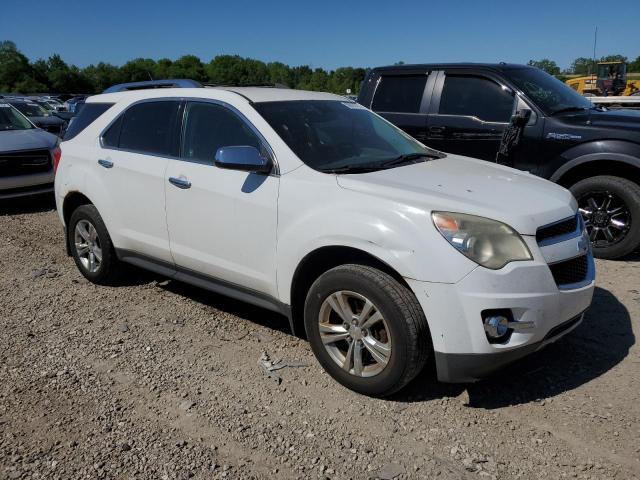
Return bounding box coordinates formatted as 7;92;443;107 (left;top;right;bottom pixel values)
1;196;638;480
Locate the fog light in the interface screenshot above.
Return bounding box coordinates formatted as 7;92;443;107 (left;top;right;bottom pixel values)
484;315;509;339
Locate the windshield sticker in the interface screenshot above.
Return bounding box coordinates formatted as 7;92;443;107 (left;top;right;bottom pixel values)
546;132;582;141
341;101;366;110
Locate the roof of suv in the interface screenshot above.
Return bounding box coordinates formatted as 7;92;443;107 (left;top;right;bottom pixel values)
370;62;531;72
87;86;347;105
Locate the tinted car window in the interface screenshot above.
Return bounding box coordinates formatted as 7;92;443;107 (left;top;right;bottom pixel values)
439;75;515;122
181;102;261;163
102;115;122;148
64;103;114;140
371;75;427;113
118;101;180;156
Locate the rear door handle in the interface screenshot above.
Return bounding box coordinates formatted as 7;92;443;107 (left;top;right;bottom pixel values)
169;176;192;189
428;126;446;135
98;159;113;169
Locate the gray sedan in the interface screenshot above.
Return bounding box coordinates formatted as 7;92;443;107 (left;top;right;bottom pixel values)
0;103;59;199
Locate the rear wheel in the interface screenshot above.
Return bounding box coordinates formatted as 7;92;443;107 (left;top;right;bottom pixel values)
304;264;430;397
68;204;122;284
570;175;640;259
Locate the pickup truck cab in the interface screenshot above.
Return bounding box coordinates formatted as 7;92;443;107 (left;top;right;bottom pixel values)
55;84;594;396
358;63;640;259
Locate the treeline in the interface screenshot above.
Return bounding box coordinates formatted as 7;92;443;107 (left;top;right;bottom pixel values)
0;41;366;95
2;40;640;95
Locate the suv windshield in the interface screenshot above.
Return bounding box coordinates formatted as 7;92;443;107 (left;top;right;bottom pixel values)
11;101;49;117
508;67;593;115
0;104;34;131
254;100;443;172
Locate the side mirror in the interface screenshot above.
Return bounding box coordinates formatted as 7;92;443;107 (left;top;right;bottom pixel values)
510;109;532;128
214;146;272;174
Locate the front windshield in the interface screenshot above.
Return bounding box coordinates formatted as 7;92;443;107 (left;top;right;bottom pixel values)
508;67;593;115
254;100;442;172
0;104;34;130
13;102;49;117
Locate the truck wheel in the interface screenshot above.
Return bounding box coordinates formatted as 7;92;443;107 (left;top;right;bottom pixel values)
68;204;122;285
570;175;640;259
304;264;430;397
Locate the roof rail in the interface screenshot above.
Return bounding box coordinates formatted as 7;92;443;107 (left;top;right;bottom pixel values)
102;79;203;93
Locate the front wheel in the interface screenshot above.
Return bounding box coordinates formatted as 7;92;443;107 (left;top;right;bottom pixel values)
304;264;430;397
570;175;640;259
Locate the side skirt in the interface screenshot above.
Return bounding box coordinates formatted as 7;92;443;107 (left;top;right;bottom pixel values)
116;249;294;333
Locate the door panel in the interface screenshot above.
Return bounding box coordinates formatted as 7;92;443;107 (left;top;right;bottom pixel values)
96;100;180;262
165;101;279;296
427;73;516;161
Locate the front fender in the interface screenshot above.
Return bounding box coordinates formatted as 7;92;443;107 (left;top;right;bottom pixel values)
550;140;640;182
276;170;477;303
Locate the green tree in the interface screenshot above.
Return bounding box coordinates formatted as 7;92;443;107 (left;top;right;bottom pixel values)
267;62;293;87
120;58;157;83
84;62;123;92
168;55;207;81
45;54;93;93
0;40;32;91
599;54;627;63
629;56;640;73
569;57;595;75
527;58;560;76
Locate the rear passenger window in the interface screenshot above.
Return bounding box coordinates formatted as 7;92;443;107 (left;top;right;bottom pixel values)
181;102;261;163
116;101;180;156
371;75;427;113
439;75;514;122
64;103;114;140
102;115;122;148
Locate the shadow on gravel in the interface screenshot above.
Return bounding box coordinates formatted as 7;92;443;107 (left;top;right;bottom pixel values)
0;193;56;215
396;287;634;407
159;281;291;335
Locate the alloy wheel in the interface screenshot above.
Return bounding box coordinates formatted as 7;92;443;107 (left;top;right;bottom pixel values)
74;219;102;273
578;191;631;248
318;290;391;377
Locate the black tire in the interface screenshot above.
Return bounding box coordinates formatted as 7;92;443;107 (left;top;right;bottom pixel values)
570;175;640;259
68;204;122;285
304;264;430;397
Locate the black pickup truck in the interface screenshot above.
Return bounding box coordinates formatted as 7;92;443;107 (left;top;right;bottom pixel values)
358;63;640;259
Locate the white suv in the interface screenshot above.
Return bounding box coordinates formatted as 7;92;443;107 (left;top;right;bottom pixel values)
55;85;595;396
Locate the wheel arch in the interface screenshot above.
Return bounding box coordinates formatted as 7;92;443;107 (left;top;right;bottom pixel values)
551;153;640;187
62;191;95;255
289;245;410;338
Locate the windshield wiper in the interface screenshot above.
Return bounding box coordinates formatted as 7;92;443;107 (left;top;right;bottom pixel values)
551;106;588;115
322;164;383;174
381;152;440;168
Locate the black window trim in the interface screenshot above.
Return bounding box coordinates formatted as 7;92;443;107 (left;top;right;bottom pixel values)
99;97;278;175
370;71;434;115
431;69;518;124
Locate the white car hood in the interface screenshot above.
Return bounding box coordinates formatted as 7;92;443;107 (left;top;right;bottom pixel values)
336;155;576;236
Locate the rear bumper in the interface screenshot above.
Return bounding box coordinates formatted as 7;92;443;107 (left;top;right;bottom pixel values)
434;312;584;383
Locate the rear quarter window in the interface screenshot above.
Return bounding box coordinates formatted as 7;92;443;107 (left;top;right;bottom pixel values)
63;103;114;140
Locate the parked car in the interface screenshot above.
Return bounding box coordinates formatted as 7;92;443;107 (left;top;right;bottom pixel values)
4;98;67;137
64;96;88;113
0;103;60;199
55;85;594;396
358;63;640;259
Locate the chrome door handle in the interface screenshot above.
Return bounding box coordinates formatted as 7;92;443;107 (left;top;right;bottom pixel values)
169;177;192;189
98;159;113;169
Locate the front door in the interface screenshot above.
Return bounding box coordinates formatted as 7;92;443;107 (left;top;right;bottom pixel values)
427;73;516;161
164;101;279;296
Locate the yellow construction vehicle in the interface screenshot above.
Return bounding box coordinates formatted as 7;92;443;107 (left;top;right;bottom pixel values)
566;61;640;96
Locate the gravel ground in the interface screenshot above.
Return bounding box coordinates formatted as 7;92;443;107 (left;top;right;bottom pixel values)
1;196;639;480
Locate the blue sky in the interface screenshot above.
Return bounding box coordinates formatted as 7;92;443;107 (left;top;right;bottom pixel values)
2;0;638;70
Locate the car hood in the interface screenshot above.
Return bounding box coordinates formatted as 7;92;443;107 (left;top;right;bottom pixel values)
0;129;58;152
29;115;65;126
336;155;576;235
558;108;640;131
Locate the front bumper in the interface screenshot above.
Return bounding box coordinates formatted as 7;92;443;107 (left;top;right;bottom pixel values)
0;171;54;200
407;235;595;383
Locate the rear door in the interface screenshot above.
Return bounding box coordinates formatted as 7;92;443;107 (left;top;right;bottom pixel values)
427;71;516;160
369;71;433;143
98;99;180;263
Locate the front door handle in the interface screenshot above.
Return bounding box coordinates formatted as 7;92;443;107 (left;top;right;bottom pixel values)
169;176;192;189
98;159;113;169
428;126;446;134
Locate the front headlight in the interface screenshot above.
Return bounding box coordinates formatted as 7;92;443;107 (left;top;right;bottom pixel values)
432;212;532;270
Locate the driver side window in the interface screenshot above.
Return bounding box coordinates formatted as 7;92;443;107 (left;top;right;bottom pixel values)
439;75;515;123
181;102;261;163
